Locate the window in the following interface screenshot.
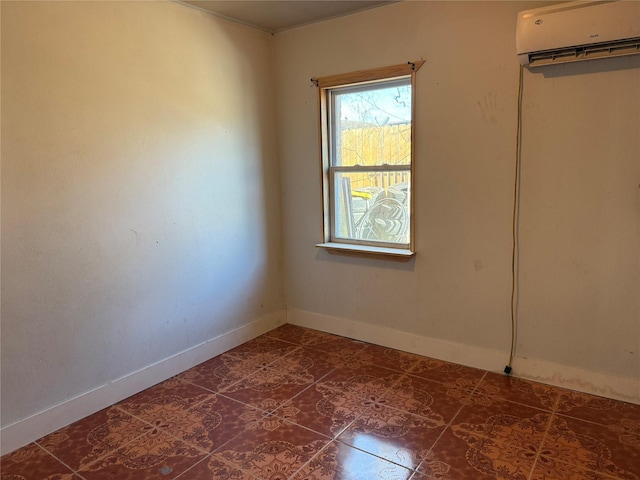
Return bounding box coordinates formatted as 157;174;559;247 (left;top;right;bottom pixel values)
315;62;422;256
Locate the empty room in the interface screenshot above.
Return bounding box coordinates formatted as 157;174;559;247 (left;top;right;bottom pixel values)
1;0;638;479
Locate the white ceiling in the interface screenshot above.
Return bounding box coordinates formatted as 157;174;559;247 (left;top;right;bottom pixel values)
180;0;397;33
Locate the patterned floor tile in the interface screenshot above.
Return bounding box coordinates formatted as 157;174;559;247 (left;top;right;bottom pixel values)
262;323;310;341
118;377;213;409
427;375;483;411
175;355;238;392
272;380;364;438
0;442;74;480
226;334;301;358
211;419;329;479
555;388;640;427
322;346;379;371
541;414;640;479
320;364;404;401
264;323;320;344
475;372;561;411
178;350;290;395
179;344;300;398
116;380;223;448
175;454;259;479
271;347;338;382
287;367;402;434
409;356;485;387
219;354;323;412
383;375;467;423
130;395;265;453
412;450;456;479
337;405;445;470
361;344;422;374
265;324;368;353
291;440;415;480
418;431;535;480
76;429;206;480
531;455;616;480
5;326;639;480
422;401;553;479
453;395;553;430
36;406;148;471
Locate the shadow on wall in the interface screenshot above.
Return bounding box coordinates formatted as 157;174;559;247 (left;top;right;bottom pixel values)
0;0;283;430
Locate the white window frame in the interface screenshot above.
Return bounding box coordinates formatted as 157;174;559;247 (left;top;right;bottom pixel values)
314;61;423;257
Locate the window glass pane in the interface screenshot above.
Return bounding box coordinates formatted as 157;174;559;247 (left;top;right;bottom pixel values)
333;170;410;245
332;80;411;167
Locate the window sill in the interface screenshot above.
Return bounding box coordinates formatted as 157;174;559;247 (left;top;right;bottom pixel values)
316;242;415;258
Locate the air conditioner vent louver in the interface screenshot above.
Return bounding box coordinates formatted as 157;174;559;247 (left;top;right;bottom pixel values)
528;38;640;67
517;1;640;68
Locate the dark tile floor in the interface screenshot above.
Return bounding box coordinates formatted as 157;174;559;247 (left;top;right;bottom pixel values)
2;324;639;479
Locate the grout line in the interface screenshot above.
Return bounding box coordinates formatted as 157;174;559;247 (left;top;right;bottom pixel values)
530;416;628;480
176;344;305;397
526;411;556;480
286;439;333;480
332;435;417;474
552;407;632;430
551;390;562;413
172;374;221;395
173;451;262;480
170;453;213;479
112;404;187;444
34;409;151;476
415;424;450;472
468;373;564;414
214;390;277;416
30;442;79;477
265;326;370;354
527;455;540;480
269;369;338;415
410;370;489;472
115;391;275;458
445;370;489;427
411;374;489;474
111;390;253;460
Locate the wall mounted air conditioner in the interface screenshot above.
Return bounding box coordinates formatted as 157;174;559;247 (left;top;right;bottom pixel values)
516;1;640;67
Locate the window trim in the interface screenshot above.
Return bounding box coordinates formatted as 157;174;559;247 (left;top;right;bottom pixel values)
314;61;423;256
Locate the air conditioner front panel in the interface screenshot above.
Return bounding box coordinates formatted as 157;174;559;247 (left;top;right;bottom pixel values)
516;1;640;66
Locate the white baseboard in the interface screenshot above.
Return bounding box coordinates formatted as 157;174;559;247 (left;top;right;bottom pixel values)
0;309;286;456
287;308;640;406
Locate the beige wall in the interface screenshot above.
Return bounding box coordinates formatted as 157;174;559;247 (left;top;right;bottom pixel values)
1;1;283;428
275;2;639;380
